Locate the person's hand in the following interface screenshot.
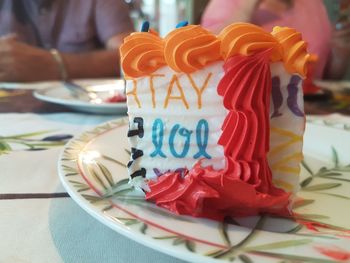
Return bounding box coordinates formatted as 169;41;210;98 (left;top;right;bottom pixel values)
331;22;350;62
0;35;59;82
326;22;350;79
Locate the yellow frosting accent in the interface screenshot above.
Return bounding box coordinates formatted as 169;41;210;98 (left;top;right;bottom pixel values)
275;166;300;174
164;75;189;109
272;26;311;77
270;152;303;175
164;25;221;73
126;79;141;108
269;127;302;157
270;126;303;138
186;73;212;109
218;23;283;62
272;179;294;191
269;127;303;174
269;126;303;193
148;74;165;108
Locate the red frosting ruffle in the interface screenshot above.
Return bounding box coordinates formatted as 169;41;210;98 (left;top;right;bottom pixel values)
146;163;291;220
146;50;292;220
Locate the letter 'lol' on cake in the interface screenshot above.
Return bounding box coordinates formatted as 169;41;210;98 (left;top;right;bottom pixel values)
120;22;310;221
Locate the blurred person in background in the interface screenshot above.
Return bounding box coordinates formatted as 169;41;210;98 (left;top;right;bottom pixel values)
0;0;134;82
202;0;350;80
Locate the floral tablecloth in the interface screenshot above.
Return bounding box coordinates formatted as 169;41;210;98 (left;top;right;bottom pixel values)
0;113;185;263
1;80;350;263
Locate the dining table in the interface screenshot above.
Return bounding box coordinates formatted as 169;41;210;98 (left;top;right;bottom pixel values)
1;82;350;263
0;82;188;263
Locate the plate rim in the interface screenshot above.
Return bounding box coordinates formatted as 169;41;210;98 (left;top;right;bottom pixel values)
57;118;221;263
33;86;127;109
58;117;350;263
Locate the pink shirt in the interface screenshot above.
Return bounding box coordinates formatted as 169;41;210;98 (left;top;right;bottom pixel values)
202;0;332;78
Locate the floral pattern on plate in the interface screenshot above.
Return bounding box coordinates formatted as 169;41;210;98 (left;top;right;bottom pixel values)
58;118;350;263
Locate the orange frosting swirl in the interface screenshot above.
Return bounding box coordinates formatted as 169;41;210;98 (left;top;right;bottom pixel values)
218;23;283;62
272;26;311;77
164;25;221;73
119;23;311;78
120;32;166;78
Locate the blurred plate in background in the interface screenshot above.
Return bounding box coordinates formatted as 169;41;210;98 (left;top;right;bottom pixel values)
33;79;127;115
313;80;350;103
314;79;350;95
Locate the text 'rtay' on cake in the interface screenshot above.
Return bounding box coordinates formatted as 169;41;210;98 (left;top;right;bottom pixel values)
120;22;310;221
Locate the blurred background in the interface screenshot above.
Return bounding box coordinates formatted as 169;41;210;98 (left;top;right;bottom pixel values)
126;0;210;36
1;0;350;113
128;0;350;80
0;0;349;82
2;3;350;263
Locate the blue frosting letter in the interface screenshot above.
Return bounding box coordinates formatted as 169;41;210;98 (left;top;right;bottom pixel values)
169;124;192;158
193;119;211;159
150;118;167;158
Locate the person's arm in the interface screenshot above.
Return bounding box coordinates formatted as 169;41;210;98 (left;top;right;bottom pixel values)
62;33;131;80
325;22;350;79
0;0;134;82
201;0;261;33
59;0;135;81
0;33;129;82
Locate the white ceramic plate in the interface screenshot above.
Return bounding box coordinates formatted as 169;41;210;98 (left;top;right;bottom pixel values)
33;79;127;114
314;80;350;95
58;118;350;263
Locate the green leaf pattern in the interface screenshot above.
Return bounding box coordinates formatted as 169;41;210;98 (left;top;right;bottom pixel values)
0;130;72;154
60;119;350;262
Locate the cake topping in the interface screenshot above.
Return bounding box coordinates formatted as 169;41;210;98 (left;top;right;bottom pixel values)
120;32;166;78
175;20;189;28
164;25;221;73
272;26;311;77
218;22;282;62
120;22;311;78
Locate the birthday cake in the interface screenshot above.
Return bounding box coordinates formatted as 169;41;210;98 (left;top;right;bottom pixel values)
120;22;310;220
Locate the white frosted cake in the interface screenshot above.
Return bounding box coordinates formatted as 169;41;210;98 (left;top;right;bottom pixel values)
120;23;310;220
